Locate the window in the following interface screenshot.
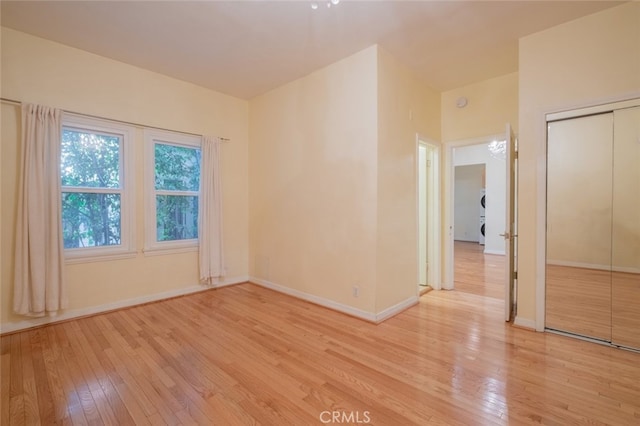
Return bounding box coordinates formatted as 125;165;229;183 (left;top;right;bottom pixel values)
145;130;201;252
61;115;135;261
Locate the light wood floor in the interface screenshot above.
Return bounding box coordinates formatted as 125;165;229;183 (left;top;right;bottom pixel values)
546;264;612;341
546;264;640;349
3;284;640;425
454;241;505;299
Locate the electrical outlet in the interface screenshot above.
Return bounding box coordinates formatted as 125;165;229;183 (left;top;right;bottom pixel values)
352;286;359;298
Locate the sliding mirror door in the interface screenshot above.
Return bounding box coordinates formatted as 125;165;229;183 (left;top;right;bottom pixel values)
546;113;613;341
611;106;640;350
546;102;640;350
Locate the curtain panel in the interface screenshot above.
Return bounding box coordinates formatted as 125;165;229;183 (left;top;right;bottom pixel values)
14;103;67;316
198;136;225;285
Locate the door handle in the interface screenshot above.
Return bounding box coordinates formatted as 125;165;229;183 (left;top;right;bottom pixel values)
500;232;510;240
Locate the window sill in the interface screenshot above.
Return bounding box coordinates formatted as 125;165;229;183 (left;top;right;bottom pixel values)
65;250;138;264
143;245;198;257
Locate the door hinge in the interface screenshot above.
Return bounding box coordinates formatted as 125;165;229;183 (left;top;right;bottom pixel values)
513;271;518;280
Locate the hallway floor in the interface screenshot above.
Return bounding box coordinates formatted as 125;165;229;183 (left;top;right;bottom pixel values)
454;241;505;299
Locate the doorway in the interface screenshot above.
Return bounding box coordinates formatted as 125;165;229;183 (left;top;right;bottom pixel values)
444;131;516;313
453;164;485;245
417;139;440;292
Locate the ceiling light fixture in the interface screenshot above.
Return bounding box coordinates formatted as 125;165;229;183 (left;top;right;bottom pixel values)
488;140;507;160
311;0;340;10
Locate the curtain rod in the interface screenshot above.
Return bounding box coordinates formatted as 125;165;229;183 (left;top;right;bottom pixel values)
0;97;231;142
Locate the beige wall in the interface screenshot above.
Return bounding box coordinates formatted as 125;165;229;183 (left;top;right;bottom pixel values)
249;46;440;316
1;28;249;329
441;72;518;142
249;46;379;313
518;2;640;325
376;47;440;311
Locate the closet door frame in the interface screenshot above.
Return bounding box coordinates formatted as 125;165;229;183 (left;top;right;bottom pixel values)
540;97;640;339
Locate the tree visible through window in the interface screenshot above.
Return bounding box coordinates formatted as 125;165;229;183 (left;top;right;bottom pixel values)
154;142;201;242
61;128;122;248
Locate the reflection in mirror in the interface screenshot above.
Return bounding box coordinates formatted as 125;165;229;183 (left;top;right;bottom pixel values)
611;106;640;350
545;113;613;341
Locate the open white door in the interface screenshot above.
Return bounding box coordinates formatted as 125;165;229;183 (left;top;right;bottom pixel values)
417;140;441;290
504;124;517;321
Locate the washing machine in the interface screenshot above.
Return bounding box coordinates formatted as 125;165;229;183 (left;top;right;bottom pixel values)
479;216;486;245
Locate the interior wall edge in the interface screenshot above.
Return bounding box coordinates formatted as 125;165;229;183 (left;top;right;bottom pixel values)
513;316;536;331
374;295;419;323
250;276;416;323
250;276;376;321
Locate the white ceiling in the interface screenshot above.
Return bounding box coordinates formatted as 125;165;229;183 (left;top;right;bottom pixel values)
1;1;623;99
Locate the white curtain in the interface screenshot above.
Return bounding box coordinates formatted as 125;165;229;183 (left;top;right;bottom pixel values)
14;104;67;316
198;136;225;285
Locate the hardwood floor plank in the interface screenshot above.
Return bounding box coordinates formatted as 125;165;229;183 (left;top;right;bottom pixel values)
111;381;152;426
9;395;25;426
75;319;135;425
102;347;157;418
206;392;262;425
129;367;182;425
47;327;88;426
222;362;318;425
8;334;25;425
146;412;167;425
1;338;11;426
20;332;42;425
454;241;505;299
74;321;135;426
161;365;230;424
2;265;640;425
40;328;72;423
61;322;106;425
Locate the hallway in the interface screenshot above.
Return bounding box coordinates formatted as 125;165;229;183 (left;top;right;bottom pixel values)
454;241;505;299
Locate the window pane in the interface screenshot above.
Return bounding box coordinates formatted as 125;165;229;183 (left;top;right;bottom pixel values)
61;128;120;188
154;143;201;191
156;195;198;241
62;193;121;248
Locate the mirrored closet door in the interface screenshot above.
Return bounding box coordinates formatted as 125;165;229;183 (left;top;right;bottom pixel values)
611;106;640;350
546;102;640;350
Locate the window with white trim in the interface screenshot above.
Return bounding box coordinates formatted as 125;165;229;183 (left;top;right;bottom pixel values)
144;130;201;253
60;115;135;261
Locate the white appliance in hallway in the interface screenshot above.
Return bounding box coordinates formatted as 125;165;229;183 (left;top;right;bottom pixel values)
479;189;486;245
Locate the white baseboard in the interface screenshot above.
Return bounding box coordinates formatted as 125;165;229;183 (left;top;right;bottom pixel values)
250;277;418;323
250;277;376;321
514;316;536;331
547;259;640;274
483;249;506;255
1;275;249;335
374;295;419;323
